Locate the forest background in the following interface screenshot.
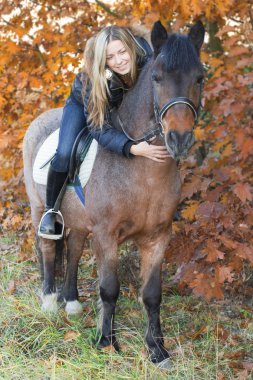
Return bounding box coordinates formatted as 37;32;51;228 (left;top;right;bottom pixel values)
0;1;253;378
0;0;252;301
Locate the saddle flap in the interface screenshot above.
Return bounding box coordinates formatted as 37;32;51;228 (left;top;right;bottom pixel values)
33;128;98;189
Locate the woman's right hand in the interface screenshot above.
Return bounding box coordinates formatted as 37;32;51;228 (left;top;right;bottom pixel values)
130;141;170;162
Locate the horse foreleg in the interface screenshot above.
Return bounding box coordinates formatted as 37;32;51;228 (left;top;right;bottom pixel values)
93;235;120;351
40;238;58;313
63;230;86;316
138;232;171;364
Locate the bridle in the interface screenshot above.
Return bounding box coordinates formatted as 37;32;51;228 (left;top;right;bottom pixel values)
117;79;203;143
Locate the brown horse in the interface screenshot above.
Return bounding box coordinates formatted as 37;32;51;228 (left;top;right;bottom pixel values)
23;20;205;364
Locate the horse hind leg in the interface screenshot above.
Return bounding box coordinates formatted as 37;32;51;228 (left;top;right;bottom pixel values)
93;234;120;351
137;232;171;365
63;230;87;316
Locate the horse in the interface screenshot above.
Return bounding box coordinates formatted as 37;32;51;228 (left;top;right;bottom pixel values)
23;20;205;364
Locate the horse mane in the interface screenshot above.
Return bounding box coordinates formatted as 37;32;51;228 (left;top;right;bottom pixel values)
161;33;201;72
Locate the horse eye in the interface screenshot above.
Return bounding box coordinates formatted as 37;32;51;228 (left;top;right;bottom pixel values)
152;72;161;83
196;76;204;85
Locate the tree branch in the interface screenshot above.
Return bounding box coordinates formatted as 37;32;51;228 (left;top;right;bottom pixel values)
94;0;124;19
249;5;253;31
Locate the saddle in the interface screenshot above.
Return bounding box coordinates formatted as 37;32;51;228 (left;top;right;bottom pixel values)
68;129;93;183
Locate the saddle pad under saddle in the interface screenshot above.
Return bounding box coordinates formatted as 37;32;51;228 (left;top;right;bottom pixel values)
33;128;98;189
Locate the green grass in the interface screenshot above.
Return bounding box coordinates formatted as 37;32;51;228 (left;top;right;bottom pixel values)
0;235;252;379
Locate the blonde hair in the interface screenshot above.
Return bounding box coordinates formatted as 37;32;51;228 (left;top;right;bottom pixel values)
88;26;145;128
81;35;96;96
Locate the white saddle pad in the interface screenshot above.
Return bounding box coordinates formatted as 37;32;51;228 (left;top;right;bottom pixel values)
33;128;98;188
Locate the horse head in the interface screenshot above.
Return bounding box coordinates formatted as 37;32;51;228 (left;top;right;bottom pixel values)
151;20;205;159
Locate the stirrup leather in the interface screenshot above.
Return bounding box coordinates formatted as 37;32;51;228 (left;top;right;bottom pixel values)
38;209;65;240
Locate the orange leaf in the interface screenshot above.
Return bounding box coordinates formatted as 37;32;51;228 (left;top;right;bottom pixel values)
235;243;253;265
240;139;253;160
64;330;80;341
204;241;225;263
229;46;249;57
219;235;237;250
233;183;253;203
190;273;224;301
216;265;234;284
180;176;202;200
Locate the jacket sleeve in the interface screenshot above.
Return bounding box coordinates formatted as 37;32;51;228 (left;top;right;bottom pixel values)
71;73;84;105
89;123;135;158
82;81;135;158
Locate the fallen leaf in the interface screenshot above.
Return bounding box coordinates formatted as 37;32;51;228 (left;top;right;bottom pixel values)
233;183;253;203
64;330;80;341
242;361;253;371
7;280;16;294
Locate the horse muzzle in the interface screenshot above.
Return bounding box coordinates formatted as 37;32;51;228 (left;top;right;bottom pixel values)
165;130;195;159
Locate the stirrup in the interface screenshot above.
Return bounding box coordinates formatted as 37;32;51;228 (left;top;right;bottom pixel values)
38;209;65;240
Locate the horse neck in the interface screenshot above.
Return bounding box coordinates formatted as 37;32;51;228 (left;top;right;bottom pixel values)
117;62;155;139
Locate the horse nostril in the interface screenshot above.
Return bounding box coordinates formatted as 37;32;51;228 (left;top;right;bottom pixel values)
183;131;194;147
168;131;178;145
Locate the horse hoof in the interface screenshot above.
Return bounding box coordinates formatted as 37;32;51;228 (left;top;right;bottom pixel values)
41;293;58;314
94;336;120;352
155;358;172;369
149;346;170;365
65;300;83;316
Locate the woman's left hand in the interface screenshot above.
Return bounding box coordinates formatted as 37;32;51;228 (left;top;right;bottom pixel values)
130;141;170;162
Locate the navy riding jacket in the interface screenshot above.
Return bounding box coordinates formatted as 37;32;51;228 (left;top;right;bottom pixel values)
71;37;153;157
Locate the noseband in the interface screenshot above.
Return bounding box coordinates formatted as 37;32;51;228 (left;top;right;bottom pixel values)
154;97;199;130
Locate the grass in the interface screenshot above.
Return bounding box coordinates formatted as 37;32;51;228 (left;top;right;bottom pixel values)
0;234;252;379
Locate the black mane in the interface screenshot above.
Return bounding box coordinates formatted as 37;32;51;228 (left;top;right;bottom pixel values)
160;33;202;72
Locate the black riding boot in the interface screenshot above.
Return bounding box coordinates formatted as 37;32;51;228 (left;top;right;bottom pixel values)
38;165;68;239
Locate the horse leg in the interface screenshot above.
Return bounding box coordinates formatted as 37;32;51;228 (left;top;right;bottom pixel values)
93;235;120;351
63;230;86;316
138;232;171;364
40;238;58;313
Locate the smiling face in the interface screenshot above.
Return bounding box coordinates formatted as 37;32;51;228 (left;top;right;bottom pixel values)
106;39;132;75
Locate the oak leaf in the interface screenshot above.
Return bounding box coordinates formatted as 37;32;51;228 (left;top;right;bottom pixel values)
181;201;198;221
204;241;225;263
233;183;252;203
190;273;224;301
196;201;225;221
64;330;80;341
216;265;234;284
180;176;202;201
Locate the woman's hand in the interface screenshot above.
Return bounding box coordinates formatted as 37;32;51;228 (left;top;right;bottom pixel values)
130;141;170;162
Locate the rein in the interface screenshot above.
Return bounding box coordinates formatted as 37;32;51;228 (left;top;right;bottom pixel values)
118;81;203;144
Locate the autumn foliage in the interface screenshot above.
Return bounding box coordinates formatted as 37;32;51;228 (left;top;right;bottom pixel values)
0;0;252;300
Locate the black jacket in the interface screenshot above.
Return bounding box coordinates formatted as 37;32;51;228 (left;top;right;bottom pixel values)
71;36;153;157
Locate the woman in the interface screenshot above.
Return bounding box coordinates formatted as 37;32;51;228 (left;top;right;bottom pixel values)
39;26;170;239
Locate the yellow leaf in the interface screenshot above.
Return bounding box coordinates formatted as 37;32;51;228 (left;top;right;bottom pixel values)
0;95;7;108
194;127;205;141
182;201;199;221
221;143;233;158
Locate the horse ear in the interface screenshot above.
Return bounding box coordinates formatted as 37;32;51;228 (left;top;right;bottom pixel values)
188;20;205;54
151;21;168;57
